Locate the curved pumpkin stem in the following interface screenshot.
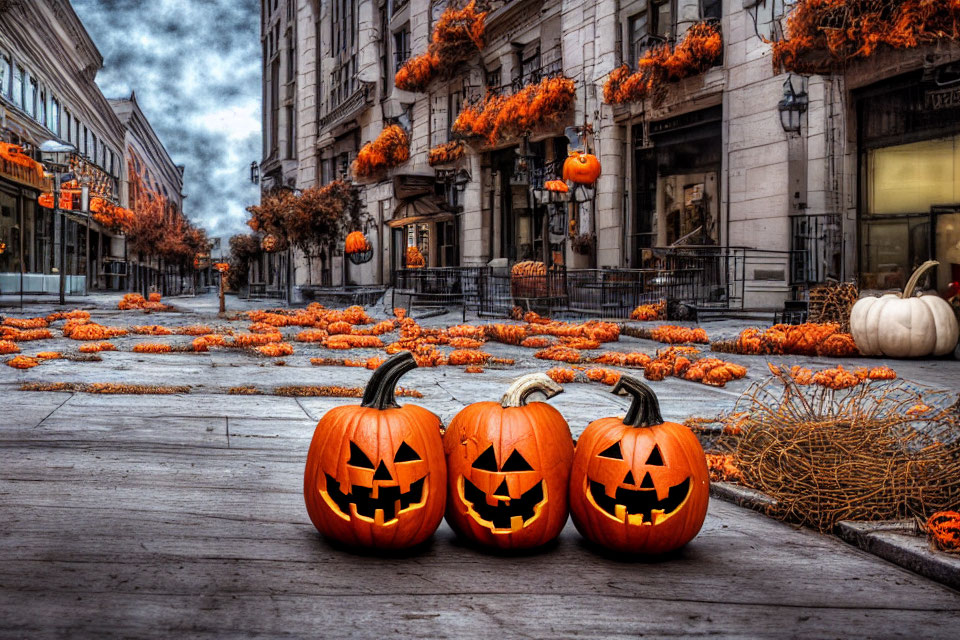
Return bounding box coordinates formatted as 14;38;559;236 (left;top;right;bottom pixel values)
501;373;563;408
902;260;939;298
361;351;418;410
613;375;665;428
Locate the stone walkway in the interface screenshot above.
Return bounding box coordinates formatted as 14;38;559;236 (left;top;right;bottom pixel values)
1;292;959;637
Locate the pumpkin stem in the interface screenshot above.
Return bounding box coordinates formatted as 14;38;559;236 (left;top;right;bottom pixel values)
361;351;418;410
902;260;939;298
500;373;563;408
613;375;665;428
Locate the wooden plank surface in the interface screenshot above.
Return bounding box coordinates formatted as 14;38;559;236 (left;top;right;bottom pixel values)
2;389;959;638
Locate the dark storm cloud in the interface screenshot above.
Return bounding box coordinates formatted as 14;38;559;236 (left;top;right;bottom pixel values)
72;0;262;239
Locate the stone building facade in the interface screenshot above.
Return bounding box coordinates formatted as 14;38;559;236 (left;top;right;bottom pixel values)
262;0;960;309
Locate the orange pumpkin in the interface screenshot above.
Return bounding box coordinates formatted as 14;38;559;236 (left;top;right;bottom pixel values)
303;352;446;549
562;151;601;185
443;373;575;550
570;376;709;554
345;231;370;254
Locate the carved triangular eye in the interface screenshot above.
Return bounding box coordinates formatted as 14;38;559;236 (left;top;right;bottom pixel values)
394;441;421;463
598;442;623;460
646;445;664;466
471;445;498;471
501;450;533;472
348;442;375;469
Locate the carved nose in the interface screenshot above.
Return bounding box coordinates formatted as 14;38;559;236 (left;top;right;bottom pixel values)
374;461;392;481
640;472;655;489
493;479;510;499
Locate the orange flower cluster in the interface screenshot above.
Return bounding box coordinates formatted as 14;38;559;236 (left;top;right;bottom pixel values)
148;293;162;303
322;335;385;350
35;352;61;359
452;76;577;144
648;325;709;344
192;334;227;352
814;365;860;390
584;367;622;386
394;1;486;92
447;324;486;340
6;355;39;369
214;262;230;272
66;323;127;341
592;351;652;368
630;300;666;321
130;325;173;335
230;332;283;347
45;310;90;322
19;382;190;394
3;317;48;329
7;328;53;341
296;329;329;342
0;340;20;355
428;140;466;166
78;341;116;353
485;323;528;345
352;125;410;179
706;453;741;483
772;0;960;75
132;343;172;354
406;245;425;268
274;385;423;399
92;203;135;232
535;345;582;364
545;367;577;384
520;336;552;349
527;319;620;343
560;337;600;350
604;22;723;104
448;337;485;349
327;321;354;335
356;320;397;336
256;342;294;357
118;293;171;311
447;350;491;366
176;325;215;336
722;323;859;357
679;358;747;387
775;363;899;389
926;511;960;553
464;365;484;374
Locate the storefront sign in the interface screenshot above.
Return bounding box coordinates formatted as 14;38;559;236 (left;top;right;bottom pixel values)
924;86;960;111
0;144;50;191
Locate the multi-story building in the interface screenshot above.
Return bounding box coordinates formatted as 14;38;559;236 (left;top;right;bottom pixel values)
261;0;960;312
0;0;126;295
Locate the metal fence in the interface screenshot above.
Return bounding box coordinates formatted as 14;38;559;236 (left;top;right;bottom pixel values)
394;246;799;320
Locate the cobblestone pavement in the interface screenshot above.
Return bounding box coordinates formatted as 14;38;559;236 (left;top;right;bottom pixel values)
1;292;959;638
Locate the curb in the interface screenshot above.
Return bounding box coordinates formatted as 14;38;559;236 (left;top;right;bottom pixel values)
710;482;960;592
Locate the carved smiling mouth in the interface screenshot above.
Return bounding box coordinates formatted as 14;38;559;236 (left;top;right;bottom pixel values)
322;473;426;524
588;477;690;526
459;477;547;532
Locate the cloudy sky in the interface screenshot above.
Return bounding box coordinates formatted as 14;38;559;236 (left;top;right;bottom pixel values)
72;0;261;241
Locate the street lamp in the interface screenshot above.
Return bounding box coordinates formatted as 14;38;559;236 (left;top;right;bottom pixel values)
39;140;77;306
778;75;808;135
250;161;260;185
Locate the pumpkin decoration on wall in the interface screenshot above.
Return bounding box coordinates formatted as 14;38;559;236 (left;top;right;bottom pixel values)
345;231;373;265
562;151;601;185
850;260;959;358
544;179;569;193
303;351;446;549
569;376;709;555
443;373;575;550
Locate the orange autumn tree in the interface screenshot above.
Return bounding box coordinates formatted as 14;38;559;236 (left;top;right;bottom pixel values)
352;125;410;178
287;179;366;281
452;76;576;144
604;21;723;105
395;1;486;92
772;1;960;74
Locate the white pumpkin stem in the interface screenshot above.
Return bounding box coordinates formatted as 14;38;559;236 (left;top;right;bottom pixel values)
902;260;939;298
501;373;563;407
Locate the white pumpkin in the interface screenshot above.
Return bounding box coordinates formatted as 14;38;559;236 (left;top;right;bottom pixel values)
850;261;959;358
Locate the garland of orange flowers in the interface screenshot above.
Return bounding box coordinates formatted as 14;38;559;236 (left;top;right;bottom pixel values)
448;337;485;349
3;317;48;329
274;385;423;398
66;323;127;341
452;76;576;144
176;325;215;336
8;328;54;341
296;329;329;342
322;335;385;350
78;341;116;353
519;336;552;349
447;324;486;340
192;334;227;352
642;325;710;344
20;382;191;394
395;1;486;92
132;343;172;354
118;293;171;311
712;323;859;357
230;332;283;347
352;125;410;179
604;22;723;105
130;325;174;335
535;345;583;364
770;363;898;390
484;323;528;345
93;202;136;232
592;351;652;368
630;300;666;321
255;342;294;357
46;310;90;322
771;1;960;75
0;340;20;355
428;140;466;166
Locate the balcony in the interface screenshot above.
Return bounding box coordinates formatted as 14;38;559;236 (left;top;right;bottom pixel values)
319;84;372;132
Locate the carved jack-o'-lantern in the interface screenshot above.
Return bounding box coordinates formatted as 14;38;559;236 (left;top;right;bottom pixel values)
303;352;446;549
443;374;575;550
570;376;709;554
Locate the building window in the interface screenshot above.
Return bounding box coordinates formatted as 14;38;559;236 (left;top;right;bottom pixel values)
329;0;358;110
270;58;280;154
286;35;295;82
38;88;46;125
652;0;672;41
519;46;541;86
485;67;501;90
627;12;649;67
394;26;411;71
285;105;296;159
701;0;721;21
12;65;23;108
0;54;9;98
50;98;60;134
65;111;72;143
447;89;463;139
27;76;37;117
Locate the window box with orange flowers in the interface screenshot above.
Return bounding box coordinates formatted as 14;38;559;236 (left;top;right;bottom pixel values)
352;125;411;179
394;1;486;93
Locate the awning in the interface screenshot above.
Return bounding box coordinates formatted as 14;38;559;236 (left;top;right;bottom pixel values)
387;196;454;228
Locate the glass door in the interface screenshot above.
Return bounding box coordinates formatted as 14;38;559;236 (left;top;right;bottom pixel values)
932;205;960;293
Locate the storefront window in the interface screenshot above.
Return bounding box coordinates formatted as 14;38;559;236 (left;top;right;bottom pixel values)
863;134;960;290
0;191;16;273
